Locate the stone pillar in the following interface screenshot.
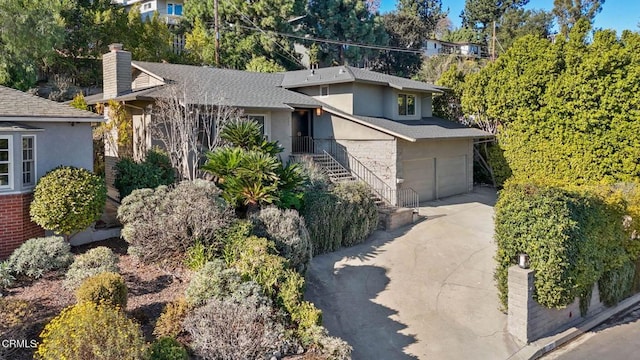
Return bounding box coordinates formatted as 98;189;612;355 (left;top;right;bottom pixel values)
507;265;534;344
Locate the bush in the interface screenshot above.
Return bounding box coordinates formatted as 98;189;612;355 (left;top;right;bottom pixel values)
495;182;633;310
153;298;190;338
184;296;285;360
30;166;106;236
599;260;636;307
301;182;378;255
75;272;127;308
184;240;217;270
114;148;175;199
148;337;188;360
0;262;15;289
185;260;242;306
302;325;352;360
118;180;235;264
251;206;313;272
36;302;146;360
7;236;73;279
64;247;119;290
225;236;288;297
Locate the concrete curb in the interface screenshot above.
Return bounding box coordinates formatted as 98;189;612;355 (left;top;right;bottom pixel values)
508;292;640;360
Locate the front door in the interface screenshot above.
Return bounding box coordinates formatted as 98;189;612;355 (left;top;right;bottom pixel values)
292;110;312;153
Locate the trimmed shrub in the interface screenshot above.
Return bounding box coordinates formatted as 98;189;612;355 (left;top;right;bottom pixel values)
185;260;242;306
184;296;285;360
36;302;146;360
301;181;378;255
64;246;119;290
495;182;633;310
7;236;73;279
251;206;313;271
153;298;190;338
30;166;106;236
148;337;188;360
118;180;235;264
75;272;127;308
333;182;378;247
114;148;175;199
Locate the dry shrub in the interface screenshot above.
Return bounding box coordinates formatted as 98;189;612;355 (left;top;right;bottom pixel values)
118;180;235;264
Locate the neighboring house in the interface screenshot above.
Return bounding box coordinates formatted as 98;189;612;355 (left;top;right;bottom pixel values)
424;39;486;58
112;0;184;24
0;86;102;258
88;44;491;208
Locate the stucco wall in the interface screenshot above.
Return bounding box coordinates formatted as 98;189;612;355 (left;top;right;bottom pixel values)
314;113;394;141
35;122;94;177
352;83;384;117
297;83;354;114
269;110;292;160
421;94;433;117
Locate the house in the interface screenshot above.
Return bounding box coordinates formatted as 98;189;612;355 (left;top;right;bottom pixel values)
88;44;491;209
112;0;184;24
0;86;102;258
424;39;486;58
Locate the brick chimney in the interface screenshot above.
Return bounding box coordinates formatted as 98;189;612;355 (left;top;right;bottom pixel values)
102;43;132;99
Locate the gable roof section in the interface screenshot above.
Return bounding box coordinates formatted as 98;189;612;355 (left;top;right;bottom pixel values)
0;86;102;122
127;62;321;110
322;106;492;142
281;66;443;94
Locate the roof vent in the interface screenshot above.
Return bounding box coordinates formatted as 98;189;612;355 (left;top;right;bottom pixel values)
310;69;315;76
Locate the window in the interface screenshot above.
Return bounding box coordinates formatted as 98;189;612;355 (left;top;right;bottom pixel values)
0;136;11;188
142;2;152;11
248;115;266;137
167;3;182;15
320;86;329;97
22;136;35;187
398;94;416;116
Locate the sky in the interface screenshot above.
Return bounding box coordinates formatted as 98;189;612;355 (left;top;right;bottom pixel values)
379;0;640;35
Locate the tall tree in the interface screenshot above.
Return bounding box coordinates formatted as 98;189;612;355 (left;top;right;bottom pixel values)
496;8;554;50
461;0;529;41
553;0;604;36
371;0;446;76
184;0;305;70
305;0;387;66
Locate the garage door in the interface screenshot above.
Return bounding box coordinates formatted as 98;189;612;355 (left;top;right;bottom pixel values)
402;158;436;201
402;155;468;202
436;155;468;198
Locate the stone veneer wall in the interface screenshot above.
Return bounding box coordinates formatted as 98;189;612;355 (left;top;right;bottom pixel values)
507;266;605;344
0;192;45;258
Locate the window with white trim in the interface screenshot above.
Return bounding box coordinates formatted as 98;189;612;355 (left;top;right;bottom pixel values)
0;136;11;188
167;3;183;15
398;94;416;116
22;135;35;187
142;2;152;11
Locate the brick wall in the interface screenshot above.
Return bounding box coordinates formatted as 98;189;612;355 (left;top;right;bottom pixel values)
507;266;605;344
0;193;45;259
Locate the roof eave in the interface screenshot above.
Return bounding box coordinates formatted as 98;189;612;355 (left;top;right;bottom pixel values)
0;116;103;123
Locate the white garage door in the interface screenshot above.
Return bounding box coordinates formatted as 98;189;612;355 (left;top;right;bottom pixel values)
402;155;468;202
436;155;468;199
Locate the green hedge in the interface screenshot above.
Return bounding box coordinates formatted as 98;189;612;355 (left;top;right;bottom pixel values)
114;148;175;199
495;182;637;311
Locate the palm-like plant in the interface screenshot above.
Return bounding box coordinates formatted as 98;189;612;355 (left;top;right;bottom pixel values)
201;147;244;184
220;119;262;149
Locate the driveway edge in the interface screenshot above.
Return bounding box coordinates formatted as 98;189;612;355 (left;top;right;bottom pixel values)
508;292;640;360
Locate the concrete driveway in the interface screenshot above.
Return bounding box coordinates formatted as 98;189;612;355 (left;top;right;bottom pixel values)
305;187;524;359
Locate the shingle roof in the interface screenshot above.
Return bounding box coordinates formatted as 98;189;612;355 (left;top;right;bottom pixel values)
323;106;492;142
0;85;102;122
281;66;443;93
127;62;321;109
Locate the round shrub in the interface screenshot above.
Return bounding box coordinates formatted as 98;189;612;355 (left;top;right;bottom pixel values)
30;166;106;236
36;302;146;360
184;296;285;360
251;206;313;272
118;180;235;264
153;298;190;338
148;337;188;360
332;182;378;247
75;272;127;308
64;246;119;290
7;236;73;279
185;260;242;306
